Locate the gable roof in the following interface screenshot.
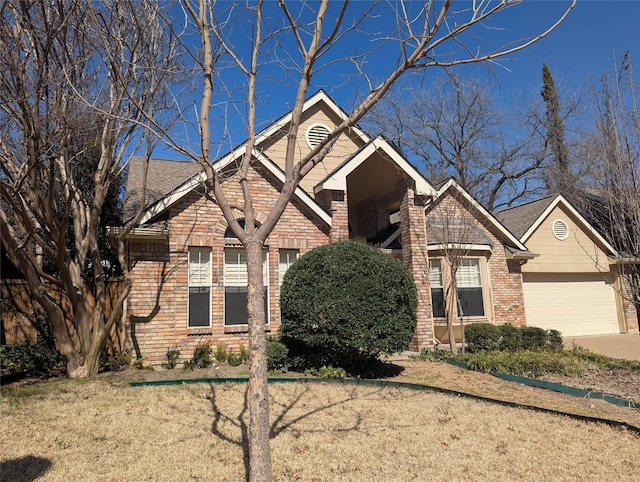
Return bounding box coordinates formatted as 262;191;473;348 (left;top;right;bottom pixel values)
123;157;201;223
313;135;435;196
430;179;531;253
497;194;618;255
128;91;373;228
494;195;555;239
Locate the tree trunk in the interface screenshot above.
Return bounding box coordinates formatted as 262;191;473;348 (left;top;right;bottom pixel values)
445;279;458;354
245;241;272;481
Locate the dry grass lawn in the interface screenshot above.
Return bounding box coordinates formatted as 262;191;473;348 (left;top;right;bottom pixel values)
2;378;639;481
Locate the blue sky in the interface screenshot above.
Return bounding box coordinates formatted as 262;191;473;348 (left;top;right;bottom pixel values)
160;1;639;158
483;0;640;97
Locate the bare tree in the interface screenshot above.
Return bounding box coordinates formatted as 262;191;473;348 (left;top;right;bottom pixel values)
366;74;549;211
157;1;576;479
426;190;492;353
579;52;640;325
0;0;176;378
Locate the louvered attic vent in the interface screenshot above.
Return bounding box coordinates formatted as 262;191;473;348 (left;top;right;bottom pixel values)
306;124;331;149
552;219;569;240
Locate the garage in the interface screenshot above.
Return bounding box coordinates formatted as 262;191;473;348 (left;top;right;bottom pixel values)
522;273;621;337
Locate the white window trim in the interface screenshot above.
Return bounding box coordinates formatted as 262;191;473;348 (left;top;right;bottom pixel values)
223;248;269;326
187;247;212;328
279;249;300;286
429;256;491;320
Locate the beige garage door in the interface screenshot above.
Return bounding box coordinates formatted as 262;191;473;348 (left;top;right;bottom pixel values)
522;273;620;337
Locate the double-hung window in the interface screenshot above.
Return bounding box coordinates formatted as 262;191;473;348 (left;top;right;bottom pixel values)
278;249;299;286
455;258;484;317
428;257;485;318
188;247;211;327
224;248;268;325
428;259;445;318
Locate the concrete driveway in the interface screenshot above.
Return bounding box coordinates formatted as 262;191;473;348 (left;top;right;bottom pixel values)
563;334;640;361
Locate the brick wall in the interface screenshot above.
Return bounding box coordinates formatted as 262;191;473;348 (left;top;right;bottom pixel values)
398;179;434;350
425;194;527;335
126;166;331;364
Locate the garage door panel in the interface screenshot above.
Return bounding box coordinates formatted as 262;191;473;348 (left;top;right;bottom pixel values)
522;273;620;337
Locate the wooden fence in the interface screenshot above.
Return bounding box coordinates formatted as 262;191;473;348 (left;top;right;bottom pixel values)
1;278;126;353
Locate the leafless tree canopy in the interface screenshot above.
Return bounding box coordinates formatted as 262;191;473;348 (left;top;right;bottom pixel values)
577;52;640;318
0;0;177;378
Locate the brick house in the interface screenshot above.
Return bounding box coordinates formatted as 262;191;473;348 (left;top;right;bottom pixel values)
121;91;637;364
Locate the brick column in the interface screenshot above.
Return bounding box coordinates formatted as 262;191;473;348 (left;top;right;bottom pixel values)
398;179;434;350
322;190;349;243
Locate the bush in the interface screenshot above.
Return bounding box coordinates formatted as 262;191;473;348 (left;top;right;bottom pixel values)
191;341;213;368
161;345;180;370
214;345;228;363
520;326;547;351
0;319;63;376
465;323;564;353
465;323;501;352
266;338;289;372
238;344;249;363
498;324;522;352
227;352;242;366
280;240;417;373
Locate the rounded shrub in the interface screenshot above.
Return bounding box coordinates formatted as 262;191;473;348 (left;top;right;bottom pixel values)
465;323;501;353
279;240;417;371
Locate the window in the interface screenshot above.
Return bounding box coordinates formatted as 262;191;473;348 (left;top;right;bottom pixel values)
279;249;299;286
428;259;445;318
224;248;268;325
428;257;485;318
455;258;484;317
188;247;211;327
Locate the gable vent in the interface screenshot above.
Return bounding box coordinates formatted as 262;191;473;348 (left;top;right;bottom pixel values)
552;219;569;240
306;124;331;149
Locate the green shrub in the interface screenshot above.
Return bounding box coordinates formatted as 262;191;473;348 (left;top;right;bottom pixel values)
498;324;522;352
465;323;563;353
227;352;242;366
280;240;417;373
238;344;249;363
0;319;63;376
266;338;289;372
460;350;586;378
161;345;180;369
214;345;228;363
192;341;213;368
304;365;347;379
465;323;501;352
547;329;563;351
182;359;194;371
520;326;547;351
413;348;451;362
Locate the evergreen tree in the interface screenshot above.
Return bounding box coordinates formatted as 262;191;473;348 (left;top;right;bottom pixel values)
541;63;573;194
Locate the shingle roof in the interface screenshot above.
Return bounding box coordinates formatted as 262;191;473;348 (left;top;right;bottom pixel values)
123;157;201;223
426;216;494;247
494;195;556;240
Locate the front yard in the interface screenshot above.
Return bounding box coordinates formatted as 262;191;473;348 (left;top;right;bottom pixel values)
2;360;639;481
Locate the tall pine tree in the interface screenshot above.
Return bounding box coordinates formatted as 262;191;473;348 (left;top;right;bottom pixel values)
541;63;573;195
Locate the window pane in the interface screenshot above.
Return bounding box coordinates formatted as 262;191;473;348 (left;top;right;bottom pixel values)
428;259;443;287
431;288;445;318
456;258;481;287
224;248;269;325
188;248;211;327
189;248;210;286
189;286;210;327
458;287;484;316
279;249;299;286
224;287;269;325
